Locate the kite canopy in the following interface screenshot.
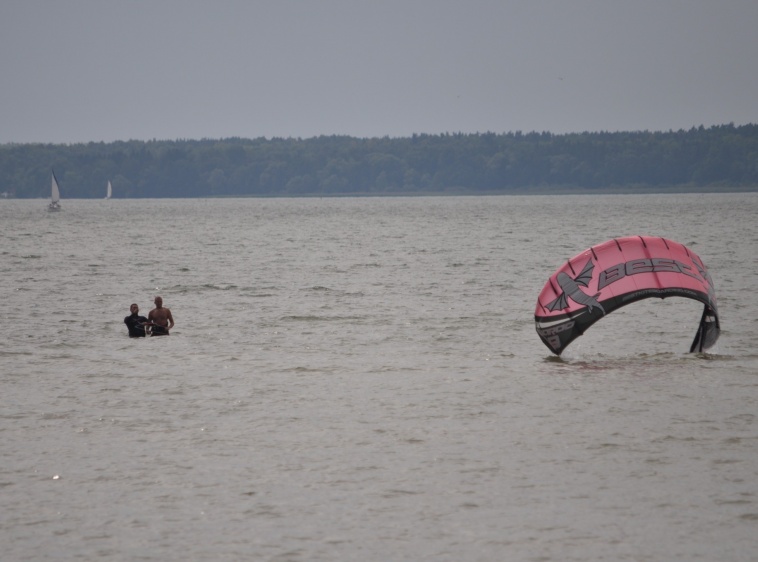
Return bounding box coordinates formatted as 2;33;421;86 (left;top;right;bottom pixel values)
534;236;720;355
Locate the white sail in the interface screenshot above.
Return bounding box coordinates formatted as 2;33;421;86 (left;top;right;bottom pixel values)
51;174;60;203
106;180;112;199
48;171;61;211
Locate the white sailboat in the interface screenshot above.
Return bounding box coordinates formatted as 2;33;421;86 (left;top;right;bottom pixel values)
48;171;61;211
105;180;112;199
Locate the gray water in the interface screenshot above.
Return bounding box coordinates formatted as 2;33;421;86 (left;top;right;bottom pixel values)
2;194;757;561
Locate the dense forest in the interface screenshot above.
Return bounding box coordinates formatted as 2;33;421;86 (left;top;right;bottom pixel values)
1;123;757;198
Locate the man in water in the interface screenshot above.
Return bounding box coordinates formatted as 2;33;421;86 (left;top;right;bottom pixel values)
124;303;149;337
148;296;175;336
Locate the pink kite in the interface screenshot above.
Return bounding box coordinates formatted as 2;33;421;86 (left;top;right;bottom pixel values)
535;236;720;355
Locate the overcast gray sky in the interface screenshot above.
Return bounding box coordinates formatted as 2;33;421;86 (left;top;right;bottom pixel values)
1;0;756;144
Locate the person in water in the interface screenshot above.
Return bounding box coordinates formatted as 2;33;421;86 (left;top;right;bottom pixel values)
124;303;149;337
148;296;174;336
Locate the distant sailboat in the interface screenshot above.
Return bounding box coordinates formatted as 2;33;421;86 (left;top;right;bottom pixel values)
105;180;112;199
48;171;61;211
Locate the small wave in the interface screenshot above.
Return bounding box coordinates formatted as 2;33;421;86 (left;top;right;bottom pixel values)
281;315;365;322
203;283;238;291
382;489;422;498
351;263;381;268
41;412;72;420
280;366;324;373
0;351;34;357
168;283;239;293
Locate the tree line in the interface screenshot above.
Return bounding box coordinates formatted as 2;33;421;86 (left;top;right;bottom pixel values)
1;123;757;199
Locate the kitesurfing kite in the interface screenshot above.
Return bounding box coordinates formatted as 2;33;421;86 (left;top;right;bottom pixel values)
534;236;720;355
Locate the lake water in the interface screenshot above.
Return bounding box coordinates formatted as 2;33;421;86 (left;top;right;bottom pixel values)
2;193;757;561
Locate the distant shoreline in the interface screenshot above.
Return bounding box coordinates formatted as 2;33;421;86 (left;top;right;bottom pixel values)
8;185;757;200
4;125;757;198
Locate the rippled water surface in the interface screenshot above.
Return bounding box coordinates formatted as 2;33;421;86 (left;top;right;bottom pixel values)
2;194;757;561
